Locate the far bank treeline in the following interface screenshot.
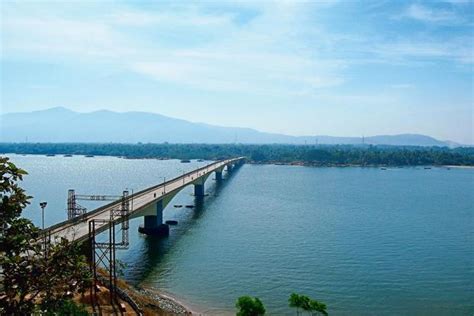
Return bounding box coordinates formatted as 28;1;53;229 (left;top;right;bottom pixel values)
0;143;473;166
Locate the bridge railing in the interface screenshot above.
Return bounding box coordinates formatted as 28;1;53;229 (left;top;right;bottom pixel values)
43;157;245;235
130;156;244;198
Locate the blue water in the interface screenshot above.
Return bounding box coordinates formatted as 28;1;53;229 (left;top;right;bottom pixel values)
7;154;474;315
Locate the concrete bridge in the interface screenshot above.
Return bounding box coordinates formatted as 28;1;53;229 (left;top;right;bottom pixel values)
45;157;245;244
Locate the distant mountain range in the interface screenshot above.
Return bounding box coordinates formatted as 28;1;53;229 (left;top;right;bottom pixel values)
0;107;460;147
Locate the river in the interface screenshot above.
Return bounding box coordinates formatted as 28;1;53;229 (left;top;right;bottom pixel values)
6;154;474;315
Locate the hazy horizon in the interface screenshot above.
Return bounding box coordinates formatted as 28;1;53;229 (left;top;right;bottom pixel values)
1;106;469;144
1;1;473;144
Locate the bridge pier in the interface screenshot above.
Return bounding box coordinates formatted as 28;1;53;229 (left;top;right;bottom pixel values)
138;200;169;236
194;183;205;197
215;170;223;181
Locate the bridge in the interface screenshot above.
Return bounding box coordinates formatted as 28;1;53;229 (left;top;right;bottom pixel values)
45;157;245;244
39;157;245;308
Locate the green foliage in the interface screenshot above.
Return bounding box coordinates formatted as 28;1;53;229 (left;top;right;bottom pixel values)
0;156;31;230
42;299;88;316
1;143;473;166
289;293;300;308
235;296;266;316
309;300;328;316
289;293;303;316
0;156;92;315
289;293;328;316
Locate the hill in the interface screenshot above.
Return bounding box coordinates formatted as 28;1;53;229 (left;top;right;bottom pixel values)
0;107;456;146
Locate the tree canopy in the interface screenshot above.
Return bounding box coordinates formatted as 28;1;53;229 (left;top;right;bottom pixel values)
236;296;266;316
1;142;473;166
289;293;328;316
0;156;91;314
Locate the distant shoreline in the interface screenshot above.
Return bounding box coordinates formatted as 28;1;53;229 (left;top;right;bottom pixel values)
3;152;474;169
250;161;474;168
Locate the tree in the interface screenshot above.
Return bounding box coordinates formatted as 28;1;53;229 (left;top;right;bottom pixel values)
299;295;311;314
235;296;266;316
289;293;328;316
0;156;91;315
309;299;328;316
289;293;304;316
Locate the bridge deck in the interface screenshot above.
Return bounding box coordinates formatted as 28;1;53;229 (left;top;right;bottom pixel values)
47;157;244;243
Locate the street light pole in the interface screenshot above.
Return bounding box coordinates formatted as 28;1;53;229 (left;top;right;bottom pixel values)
39;201;47;255
163;177;166;193
39;201;47;230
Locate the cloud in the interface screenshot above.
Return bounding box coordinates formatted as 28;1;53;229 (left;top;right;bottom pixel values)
402;3;467;24
390;84;415;89
1;1;346;96
1;0;472;99
132;50;345;95
372;38;473;64
442;0;471;5
109;10;235;27
1;16;133;60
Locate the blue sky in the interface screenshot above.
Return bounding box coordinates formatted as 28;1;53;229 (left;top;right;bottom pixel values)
1;0;473;143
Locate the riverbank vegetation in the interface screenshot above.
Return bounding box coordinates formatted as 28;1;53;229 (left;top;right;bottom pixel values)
235;293;328;316
1;142;473;166
236;296;266;316
289;293;328;316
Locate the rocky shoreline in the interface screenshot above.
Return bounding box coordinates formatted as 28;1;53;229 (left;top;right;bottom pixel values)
111;275;196;315
137;287;193;315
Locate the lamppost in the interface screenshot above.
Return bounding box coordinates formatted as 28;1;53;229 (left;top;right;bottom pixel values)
162;177;166;193
39;201;47;230
39;201;47;254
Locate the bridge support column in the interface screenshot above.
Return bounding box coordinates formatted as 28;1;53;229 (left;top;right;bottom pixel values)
138;200;169;236
215;170;223;181
194;184;205;197
227;164;233;173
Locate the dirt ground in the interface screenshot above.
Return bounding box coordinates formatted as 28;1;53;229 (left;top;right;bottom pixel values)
75;284;137;316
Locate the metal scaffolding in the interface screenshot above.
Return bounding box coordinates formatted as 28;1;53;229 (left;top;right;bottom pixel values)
89;218;117;305
85;190;130;307
67;189;124;220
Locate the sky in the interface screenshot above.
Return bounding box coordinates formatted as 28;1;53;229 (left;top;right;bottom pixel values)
1;0;473;144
